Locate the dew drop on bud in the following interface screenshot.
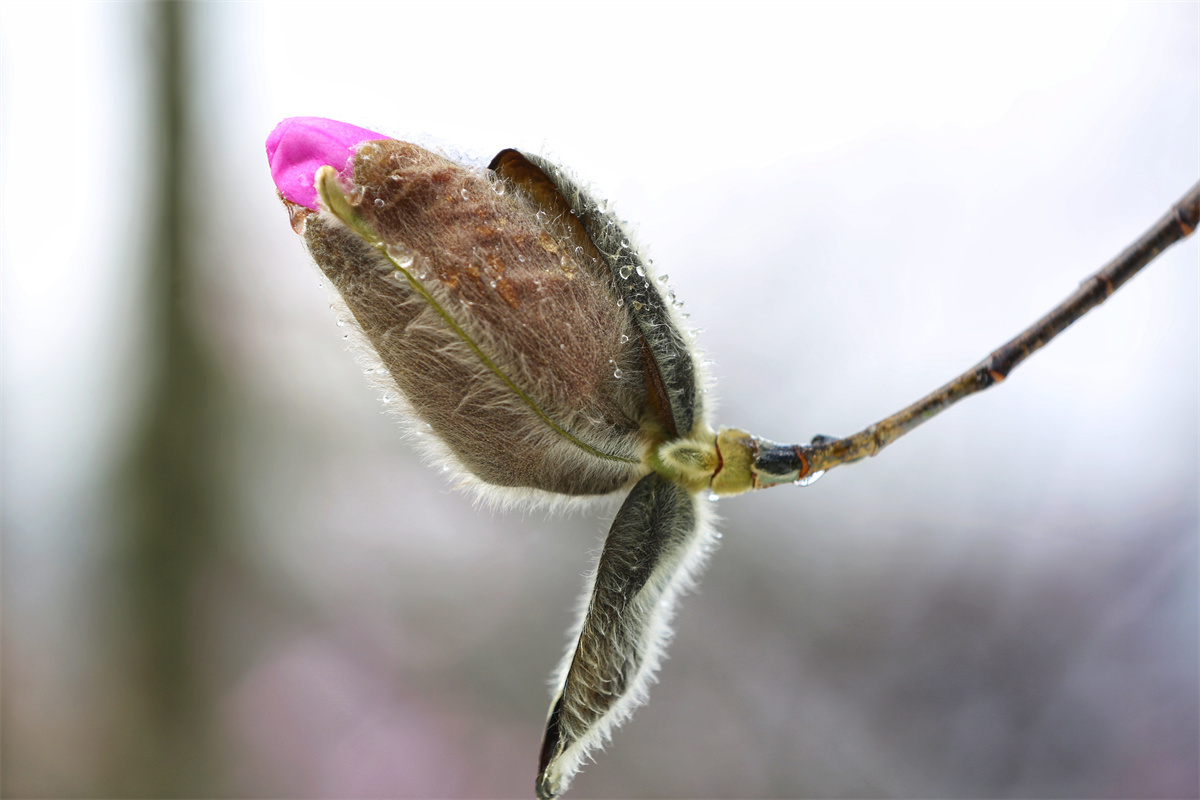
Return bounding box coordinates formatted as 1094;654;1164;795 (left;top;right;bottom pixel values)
374;198;385;208
287;204;309;235
635;266;645;278
616;298;624;307
385;244;415;269
619;266;632;279
619;334;630;343
613;368;624;379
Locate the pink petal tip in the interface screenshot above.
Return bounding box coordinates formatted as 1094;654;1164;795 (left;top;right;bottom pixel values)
266;117;389;210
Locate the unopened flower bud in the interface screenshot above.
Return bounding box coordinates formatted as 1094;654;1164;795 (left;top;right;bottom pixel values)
267;118;713;500
268;118;721;797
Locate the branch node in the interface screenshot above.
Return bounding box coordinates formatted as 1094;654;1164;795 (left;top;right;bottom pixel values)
1175;204;1197;236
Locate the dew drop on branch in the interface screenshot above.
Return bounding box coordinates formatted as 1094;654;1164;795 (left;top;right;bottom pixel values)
797;470;825;487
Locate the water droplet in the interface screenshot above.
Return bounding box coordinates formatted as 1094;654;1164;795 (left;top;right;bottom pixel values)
489;280;497;288
618;265;632;279
347;186;366;205
621;238;631;249
560;343;566;350
635;266;646;278
460;187;470;200
613;368;624;379
619;334;630;344
342;334;349;340
492;182;506;195
797;470;826;487
287;206;309;235
385;244;415;269
616;298;624;307
706;491;720;502
374;198;385;208
389;173;402;182
658;273;669;283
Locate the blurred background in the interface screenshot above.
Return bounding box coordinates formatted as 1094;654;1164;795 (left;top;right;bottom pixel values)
2;2;1196;797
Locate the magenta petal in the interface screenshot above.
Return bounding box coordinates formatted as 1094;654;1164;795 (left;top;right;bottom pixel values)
266;117;390;210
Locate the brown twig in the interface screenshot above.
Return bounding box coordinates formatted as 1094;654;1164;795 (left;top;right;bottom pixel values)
751;180;1200;489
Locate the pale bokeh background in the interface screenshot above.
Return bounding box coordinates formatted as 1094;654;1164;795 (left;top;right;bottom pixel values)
2;2;1197;797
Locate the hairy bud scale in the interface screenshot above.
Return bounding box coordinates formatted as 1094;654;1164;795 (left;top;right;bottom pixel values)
301;140;655;496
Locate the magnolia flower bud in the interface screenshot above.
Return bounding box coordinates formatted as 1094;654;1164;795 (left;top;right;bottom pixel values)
268;117;726;797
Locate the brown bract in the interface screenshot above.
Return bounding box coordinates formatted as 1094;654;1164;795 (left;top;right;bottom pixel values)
300;140;651;497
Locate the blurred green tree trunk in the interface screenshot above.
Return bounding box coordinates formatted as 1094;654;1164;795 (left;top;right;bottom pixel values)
112;1;228;793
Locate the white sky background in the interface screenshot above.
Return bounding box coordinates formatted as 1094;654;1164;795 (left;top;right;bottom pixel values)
3;2;1198;797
